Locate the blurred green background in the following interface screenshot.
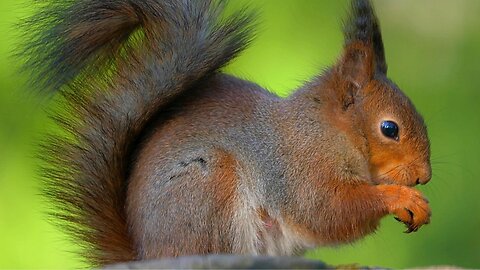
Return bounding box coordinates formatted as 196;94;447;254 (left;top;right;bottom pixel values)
1;0;479;268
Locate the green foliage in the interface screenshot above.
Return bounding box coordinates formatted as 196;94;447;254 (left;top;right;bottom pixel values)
0;0;479;268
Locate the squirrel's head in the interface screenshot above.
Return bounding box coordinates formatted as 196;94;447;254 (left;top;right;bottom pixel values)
358;77;431;187
326;0;431;186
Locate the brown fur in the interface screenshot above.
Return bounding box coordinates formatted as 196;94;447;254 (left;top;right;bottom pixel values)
21;0;432;266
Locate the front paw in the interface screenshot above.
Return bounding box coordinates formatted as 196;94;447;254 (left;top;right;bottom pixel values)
376;185;431;233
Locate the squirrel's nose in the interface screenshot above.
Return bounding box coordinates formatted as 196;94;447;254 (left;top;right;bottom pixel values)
416;166;432;185
416;177;430;185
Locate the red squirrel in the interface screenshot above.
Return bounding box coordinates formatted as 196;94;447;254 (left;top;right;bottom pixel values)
20;0;432;266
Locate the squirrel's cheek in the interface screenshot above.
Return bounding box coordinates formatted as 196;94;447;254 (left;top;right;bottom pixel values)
370;160;408;185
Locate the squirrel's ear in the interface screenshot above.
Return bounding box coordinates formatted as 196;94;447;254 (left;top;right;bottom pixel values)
336;0;387;85
336;43;374;89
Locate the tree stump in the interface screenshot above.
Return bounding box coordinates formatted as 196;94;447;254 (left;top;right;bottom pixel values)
104;255;384;269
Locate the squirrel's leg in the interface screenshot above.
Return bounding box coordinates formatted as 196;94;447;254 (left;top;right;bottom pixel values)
127;149;238;259
284;182;431;245
323;183;431;241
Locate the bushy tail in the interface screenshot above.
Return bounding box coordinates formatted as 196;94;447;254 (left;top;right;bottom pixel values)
19;0;255;266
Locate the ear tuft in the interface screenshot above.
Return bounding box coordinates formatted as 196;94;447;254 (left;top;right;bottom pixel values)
343;0;375;46
340;0;387;76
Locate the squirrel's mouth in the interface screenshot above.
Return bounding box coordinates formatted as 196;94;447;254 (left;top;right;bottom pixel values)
372;178;418;187
371;165;422;187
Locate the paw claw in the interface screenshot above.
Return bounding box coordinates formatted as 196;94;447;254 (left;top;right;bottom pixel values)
405;208;414;222
404;224;418;233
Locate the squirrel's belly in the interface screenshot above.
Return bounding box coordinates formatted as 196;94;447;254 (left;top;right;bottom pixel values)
231;184;316;255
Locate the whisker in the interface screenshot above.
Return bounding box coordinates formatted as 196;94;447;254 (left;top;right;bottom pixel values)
376;164;402;179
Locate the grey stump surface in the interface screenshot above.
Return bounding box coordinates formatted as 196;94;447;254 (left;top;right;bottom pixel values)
104;255;465;269
104;255;385;269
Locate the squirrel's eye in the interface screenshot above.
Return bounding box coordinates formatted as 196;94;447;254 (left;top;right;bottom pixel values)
380;120;399;140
